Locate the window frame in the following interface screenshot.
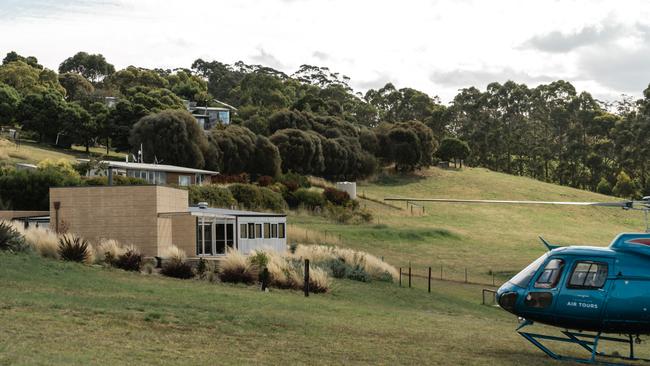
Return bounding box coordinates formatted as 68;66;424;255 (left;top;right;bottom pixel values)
278;223;285;239
567;261;609;290
534;258;565;289
240;223;247;239
263;223;271;239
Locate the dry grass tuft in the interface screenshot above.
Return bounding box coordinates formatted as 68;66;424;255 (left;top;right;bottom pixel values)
162;244;187;262
287;225;342;246
219;249;255;284
293;244;398;282
14;224;59;259
94;239;125;264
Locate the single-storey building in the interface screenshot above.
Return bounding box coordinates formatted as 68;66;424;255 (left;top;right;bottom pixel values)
80;160;219;186
49;185;286;258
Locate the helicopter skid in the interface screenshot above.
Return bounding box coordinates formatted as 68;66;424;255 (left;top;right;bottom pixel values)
518;327;650;365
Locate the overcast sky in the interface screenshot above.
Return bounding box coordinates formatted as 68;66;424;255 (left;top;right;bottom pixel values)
2;0;650;103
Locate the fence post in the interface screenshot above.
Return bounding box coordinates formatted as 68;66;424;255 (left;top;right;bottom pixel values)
465;268;468;283
399;267;402;287
428;266;431;293
304;259;310;297
408;265;412;288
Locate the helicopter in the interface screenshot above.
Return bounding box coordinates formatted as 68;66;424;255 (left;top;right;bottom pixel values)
384;196;650;365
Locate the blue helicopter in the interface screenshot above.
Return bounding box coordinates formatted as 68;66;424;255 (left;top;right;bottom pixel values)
384;197;650;365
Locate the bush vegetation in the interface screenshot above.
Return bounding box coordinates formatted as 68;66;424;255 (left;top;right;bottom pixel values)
58;234;93;264
293;245;397;282
160;245;194;279
188;185;236;207
219;249;256;284
0;221;27;253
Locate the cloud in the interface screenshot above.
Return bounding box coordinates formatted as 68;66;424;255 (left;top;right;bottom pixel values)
353;71;393;90
0;0;122;20
312;51;329;61
522;23;624;53
250;48;285;69
430;67;555;88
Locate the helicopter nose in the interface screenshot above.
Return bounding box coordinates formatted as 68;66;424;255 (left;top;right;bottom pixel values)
496;283;519;314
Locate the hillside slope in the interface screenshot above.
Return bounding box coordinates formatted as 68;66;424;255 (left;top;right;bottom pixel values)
291;167;643;282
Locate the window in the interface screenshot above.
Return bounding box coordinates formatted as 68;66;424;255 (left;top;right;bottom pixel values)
178;175;192;186
264;223;271;238
216;223;226;254
240;224;247;239
248;223;255;239
226;224;234;249
271;224;278;238
278;223;285;239
568;261;608;289
534;259;564;289
197;221;212;255
510;254;548;288
255;224;262;238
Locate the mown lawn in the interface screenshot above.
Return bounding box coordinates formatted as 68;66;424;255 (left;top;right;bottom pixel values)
0;252;588;365
0;139;124;166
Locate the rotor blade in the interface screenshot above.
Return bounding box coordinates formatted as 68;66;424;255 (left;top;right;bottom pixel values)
383;197;633;208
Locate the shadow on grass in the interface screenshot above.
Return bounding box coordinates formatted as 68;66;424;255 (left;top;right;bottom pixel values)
371;172;428;187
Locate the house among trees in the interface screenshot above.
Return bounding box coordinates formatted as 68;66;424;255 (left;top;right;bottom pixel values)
186;100;237;130
80;159;219;186
49;185;287;258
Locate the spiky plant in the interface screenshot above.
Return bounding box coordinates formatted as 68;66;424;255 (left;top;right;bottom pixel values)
58;235;91;263
0;221;27;253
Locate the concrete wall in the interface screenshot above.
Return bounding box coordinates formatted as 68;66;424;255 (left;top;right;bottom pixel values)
50;185;189;257
171;213;196;257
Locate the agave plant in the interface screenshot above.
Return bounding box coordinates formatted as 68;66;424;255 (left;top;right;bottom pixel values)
58;235;91;263
0;221;26;253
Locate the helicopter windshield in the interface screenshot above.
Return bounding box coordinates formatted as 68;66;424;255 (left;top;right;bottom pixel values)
509;254;548;288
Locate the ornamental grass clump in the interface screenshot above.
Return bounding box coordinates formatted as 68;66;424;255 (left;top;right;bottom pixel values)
20;226;59;259
0;221;27;253
160;245;194;279
219;249;256;284
253;249;330;292
58;234;94;264
94;239;125;265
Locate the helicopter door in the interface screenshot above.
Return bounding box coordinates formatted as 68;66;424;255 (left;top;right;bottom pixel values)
555;259;611;328
522;258;565;323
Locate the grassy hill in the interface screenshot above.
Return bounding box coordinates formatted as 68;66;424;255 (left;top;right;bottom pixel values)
0;138;125;165
291;167;643;283
2;165;647;365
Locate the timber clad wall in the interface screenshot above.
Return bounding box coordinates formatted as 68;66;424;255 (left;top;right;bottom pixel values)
50;186;189;257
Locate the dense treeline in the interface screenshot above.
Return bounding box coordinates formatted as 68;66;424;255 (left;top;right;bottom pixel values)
2;50;650;197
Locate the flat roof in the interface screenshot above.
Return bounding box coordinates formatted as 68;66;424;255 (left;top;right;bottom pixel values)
189;206;286;217
78;160;219;175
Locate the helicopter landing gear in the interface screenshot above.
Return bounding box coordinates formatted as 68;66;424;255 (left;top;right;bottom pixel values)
517;323;650;365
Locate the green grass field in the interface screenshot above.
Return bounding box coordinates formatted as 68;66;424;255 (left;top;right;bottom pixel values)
0;139;125;166
2;165;648;365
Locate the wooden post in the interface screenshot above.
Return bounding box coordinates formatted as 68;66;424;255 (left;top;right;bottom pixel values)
428;266;431;293
261;267;269;291
408;265;412;288
304;259;310;297
399;267;402;287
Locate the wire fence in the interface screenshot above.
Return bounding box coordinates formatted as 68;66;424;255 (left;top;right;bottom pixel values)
397;264;507;290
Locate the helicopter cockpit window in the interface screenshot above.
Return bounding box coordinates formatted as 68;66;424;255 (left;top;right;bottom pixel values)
510;254;548;288
568;261;608;289
534;259;564;289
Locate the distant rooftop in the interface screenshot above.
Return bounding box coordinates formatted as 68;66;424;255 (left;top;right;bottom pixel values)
78;159;219;175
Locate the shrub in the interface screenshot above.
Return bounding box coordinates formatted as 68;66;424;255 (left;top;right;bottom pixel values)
58;234;93;263
161;259;194;279
596;177;612;195
259;187;287;212
85;176;147;186
0;221;27;252
293;245;397;282
323;187;350;206
114;246;143;271
95;239;125;265
196;257;208;278
291;188;325;209
228;183;263;209
249;250;269;268
257;175;274;187
188;185;236;207
160;245;194;279
219;249;255;284
278;172;310;192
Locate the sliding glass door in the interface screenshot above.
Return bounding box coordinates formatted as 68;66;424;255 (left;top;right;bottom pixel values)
197;218;235;256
